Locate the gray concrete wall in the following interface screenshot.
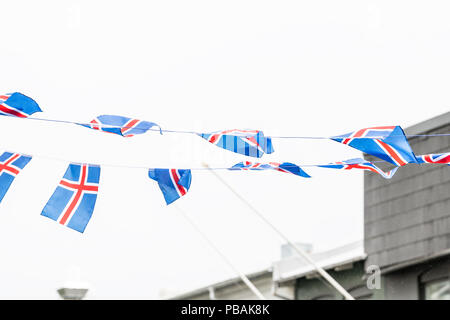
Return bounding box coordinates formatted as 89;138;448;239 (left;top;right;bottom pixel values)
364;113;450;269
383;266;422;300
383;255;450;299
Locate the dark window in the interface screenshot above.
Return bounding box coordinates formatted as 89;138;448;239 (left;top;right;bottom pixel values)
423;278;450;300
419;258;450;300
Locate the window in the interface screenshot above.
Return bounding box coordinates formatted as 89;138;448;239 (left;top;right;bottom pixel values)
424;278;450;300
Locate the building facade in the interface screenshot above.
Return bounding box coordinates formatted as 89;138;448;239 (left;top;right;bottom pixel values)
172;241;369;300
169;268;281;300
171;112;450;300
273;241;370;300
364;111;450;299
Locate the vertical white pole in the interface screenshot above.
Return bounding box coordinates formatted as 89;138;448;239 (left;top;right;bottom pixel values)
174;205;266;300
203;164;355;300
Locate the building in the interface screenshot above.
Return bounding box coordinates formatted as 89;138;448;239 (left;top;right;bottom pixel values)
169;268;279;300
169;242;312;300
170;241;367;300
170;112;450;300
364;111;450;299
273;240;369;300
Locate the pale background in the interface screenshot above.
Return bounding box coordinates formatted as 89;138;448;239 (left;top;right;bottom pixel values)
0;0;448;299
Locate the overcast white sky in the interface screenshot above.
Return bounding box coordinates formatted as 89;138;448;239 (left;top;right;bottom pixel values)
0;0;449;299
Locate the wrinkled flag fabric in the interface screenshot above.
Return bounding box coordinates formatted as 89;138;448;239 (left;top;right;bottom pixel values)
331;126;417;166
81;115;162;137
198;129;274;158
0;92;41;118
416;153;450;165
318;158;398;179
230;161;311;178
148;169;192;205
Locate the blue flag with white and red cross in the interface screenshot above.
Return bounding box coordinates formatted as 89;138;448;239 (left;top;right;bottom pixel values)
81;115;162;137
0;92;42;118
331;126;417;166
148;169;192;205
416;153;450;165
198;129;274;158
41;163;100;233
0;152;32;203
318;158;399;179
230;161;311;178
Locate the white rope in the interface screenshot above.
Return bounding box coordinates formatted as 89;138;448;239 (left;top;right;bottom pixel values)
2;114;449;139
174;205;266;300
1;145;408;171
203;163;355;300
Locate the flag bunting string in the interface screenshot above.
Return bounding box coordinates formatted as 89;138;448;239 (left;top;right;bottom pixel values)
3;113;450;139
0;92;449;233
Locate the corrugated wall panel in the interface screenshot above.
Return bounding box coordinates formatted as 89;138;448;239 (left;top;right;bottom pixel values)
364;117;450;268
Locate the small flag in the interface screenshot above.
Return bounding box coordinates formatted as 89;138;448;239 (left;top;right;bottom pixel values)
0;92;42;118
81;115;162;137
318;158;399;179
41;163;100;233
331;126;417;166
230;161;311;178
198;129;274;158
416;153;450;165
148;169;192;205
0;152;32;203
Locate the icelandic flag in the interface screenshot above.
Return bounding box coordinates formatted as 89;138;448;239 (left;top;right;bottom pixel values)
198;129;274;158
81;115;162;137
331;126;417;166
0;92;42;118
416;153;450;165
41;163;100;233
230;161;311;178
318;158;399;179
148;169;192;205
0;152;32;203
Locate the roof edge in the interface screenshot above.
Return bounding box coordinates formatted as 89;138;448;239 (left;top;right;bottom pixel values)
274;254;367;284
167;267;272;300
380;249;450;275
405;111;450;135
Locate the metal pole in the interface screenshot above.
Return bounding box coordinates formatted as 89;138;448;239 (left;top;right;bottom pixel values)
174;205;266;300
203;164;355;300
